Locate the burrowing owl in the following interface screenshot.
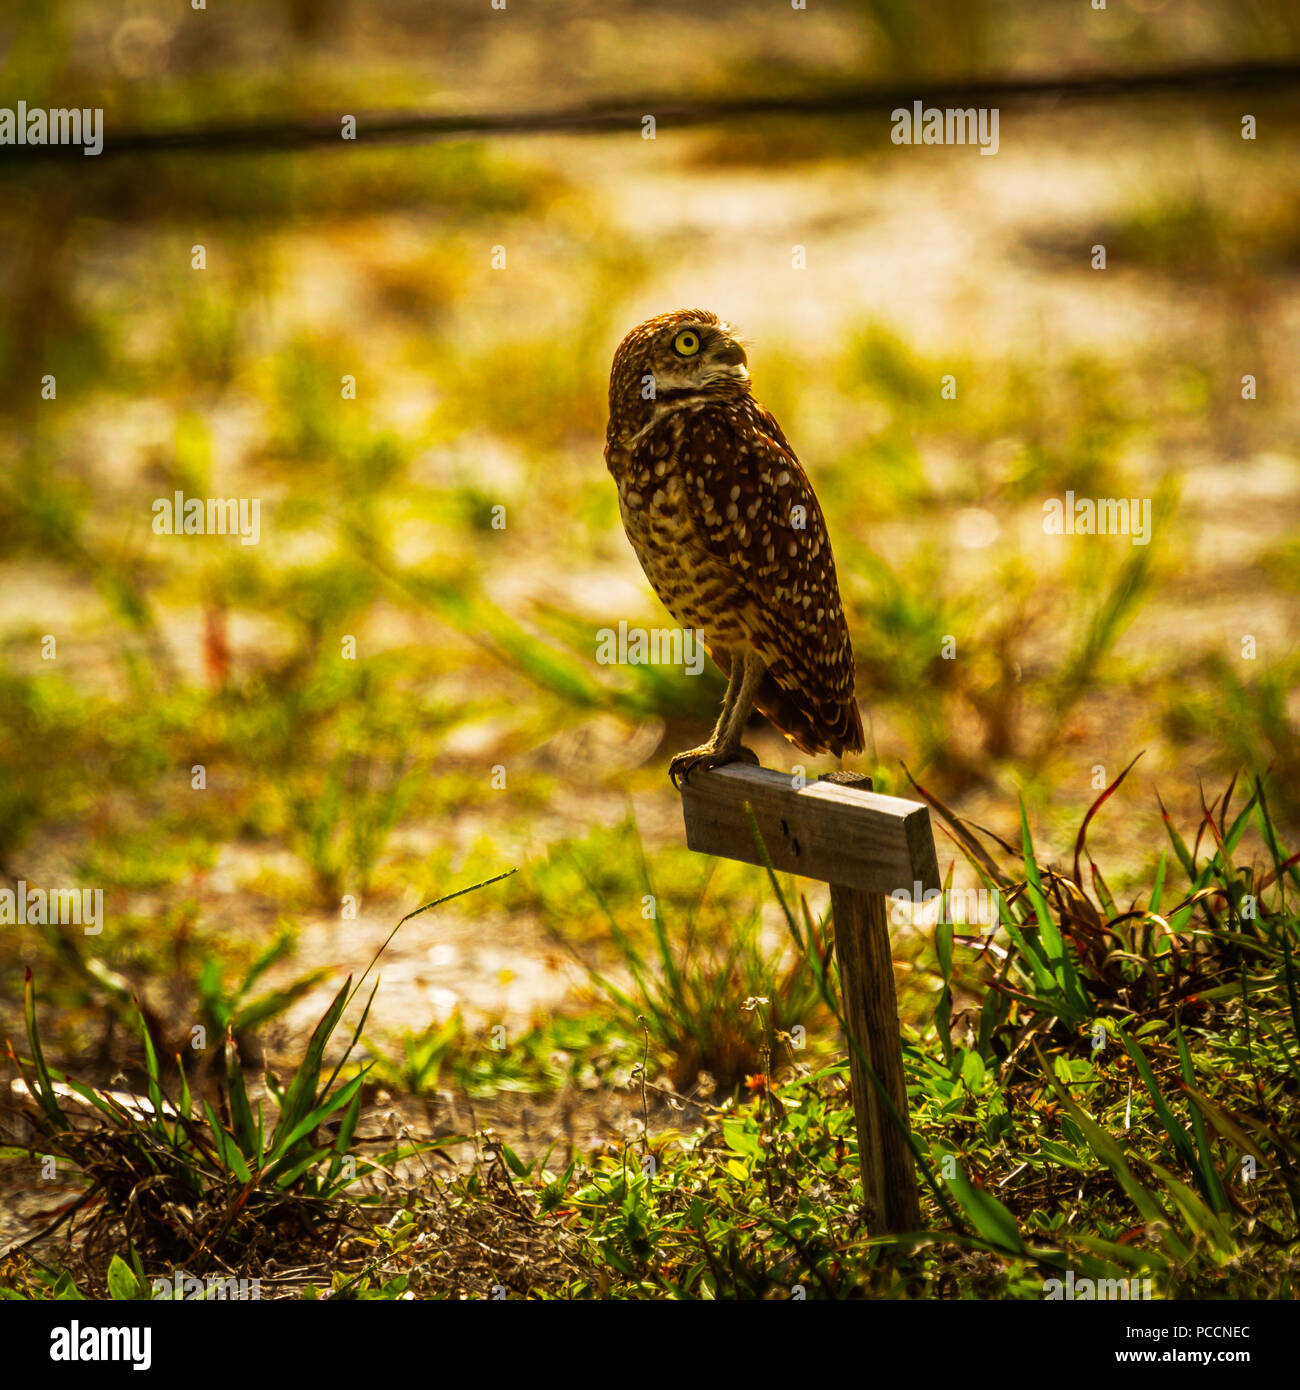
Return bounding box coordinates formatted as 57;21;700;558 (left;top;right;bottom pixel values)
605;309;864;786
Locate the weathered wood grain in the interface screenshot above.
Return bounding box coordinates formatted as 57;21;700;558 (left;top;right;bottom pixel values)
679;763;939;896
830;884;923;1231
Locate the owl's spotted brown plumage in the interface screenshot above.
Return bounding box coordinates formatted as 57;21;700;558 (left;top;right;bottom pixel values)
605;308;864;785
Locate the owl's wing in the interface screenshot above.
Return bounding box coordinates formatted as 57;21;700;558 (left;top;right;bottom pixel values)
667;400;864;756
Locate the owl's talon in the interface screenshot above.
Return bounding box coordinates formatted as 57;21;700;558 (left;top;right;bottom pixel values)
669;743;760;790
668;745;713;789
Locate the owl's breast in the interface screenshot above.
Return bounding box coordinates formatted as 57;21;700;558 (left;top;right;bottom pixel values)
613;440;752;648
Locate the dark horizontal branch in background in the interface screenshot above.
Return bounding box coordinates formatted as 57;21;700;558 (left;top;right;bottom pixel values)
3;59;1299;165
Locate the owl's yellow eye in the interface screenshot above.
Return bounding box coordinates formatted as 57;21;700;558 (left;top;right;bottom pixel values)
673;330;701;357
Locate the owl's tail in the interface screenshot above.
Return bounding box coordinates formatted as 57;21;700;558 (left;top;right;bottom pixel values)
713;647;864;758
753;669;865;758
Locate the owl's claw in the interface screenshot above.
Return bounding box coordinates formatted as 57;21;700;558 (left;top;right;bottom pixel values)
669;743;760;790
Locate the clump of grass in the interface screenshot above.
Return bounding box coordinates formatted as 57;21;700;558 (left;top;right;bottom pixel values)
831;496;1170;786
4;970;393;1279
194;928;335;1070
1162;652;1300;827
0;877;511;1290
365;1011;635;1100
836;324;1137;502
543;819;832;1092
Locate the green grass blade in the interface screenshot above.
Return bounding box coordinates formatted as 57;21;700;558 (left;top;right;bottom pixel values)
22;972;69;1130
1174;1023;1230;1213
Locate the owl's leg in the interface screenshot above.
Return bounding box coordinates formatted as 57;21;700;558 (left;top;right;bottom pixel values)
669;650;764;788
710;652;743;740
715;649;764;757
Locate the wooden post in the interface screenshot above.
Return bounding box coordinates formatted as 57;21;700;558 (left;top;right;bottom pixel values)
679;764;939;1232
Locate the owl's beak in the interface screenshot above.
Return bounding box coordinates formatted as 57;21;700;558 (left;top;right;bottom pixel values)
715;337;748;368
713;336;749;384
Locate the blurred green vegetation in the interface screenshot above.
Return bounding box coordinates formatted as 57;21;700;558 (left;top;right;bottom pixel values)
1;0;1298;1300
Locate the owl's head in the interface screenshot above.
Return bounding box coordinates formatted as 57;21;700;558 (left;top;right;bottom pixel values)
606;309;750;442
